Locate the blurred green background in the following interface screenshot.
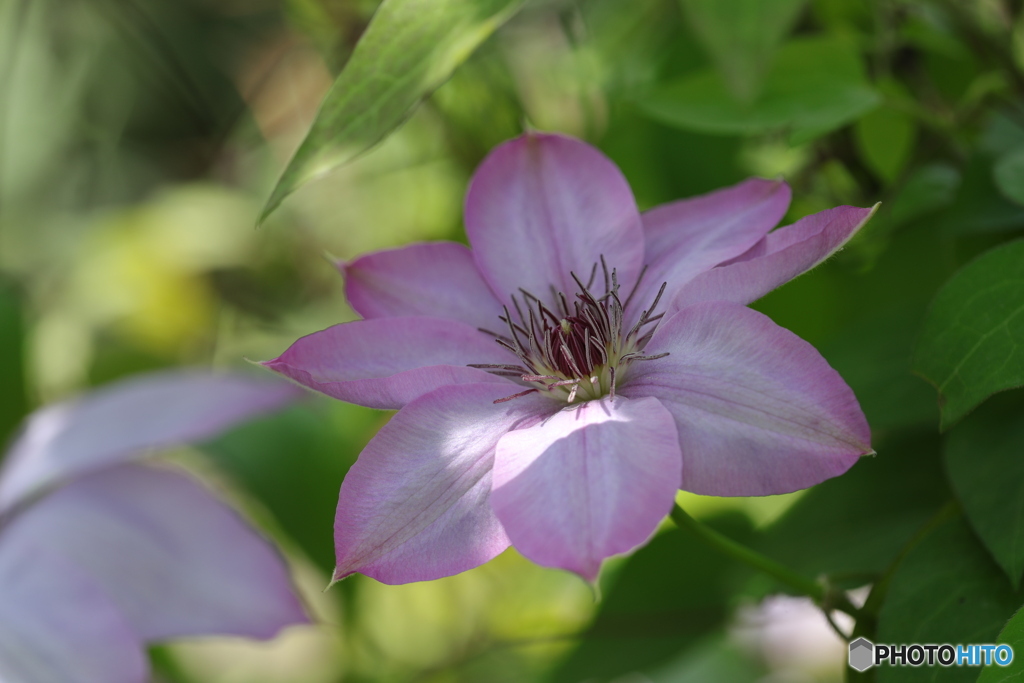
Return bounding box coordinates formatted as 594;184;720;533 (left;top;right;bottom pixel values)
4;0;1024;681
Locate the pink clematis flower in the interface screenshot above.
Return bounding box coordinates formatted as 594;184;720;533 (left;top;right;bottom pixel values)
264;133;875;584
0;371;307;683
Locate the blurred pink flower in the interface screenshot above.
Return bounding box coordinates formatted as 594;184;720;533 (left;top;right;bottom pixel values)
265;132;874;584
0;372;307;683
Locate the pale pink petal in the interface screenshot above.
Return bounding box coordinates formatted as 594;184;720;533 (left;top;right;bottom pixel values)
2;464;306;641
465;133;644;309
342;241;503;330
491;395;681;582
0;542;147;683
618;302;871;496
334;383;556;584
262;316;516;410
669;205;877;312
628;178;791;324
0;372;300;514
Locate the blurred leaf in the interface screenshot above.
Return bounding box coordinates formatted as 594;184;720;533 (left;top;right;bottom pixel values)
649;635;764;683
855;104;916;183
886;164;962;228
936;155;1024;235
678;0;806;102
978;604;1024;683
583;0;680;94
848;164;961;268
994;147;1024;206
259;0;523;224
821;307;938;432
639;37;880;141
0;279;27;453
550;514;752;683
756;431;949;582
877;516;1023;683
600;107;744;209
913;239;1024;430
203;400;378;574
945;391;1024;588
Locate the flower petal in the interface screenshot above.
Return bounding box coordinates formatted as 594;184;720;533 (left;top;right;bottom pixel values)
262;316;516;410
0;542;147;683
465;133;644;308
334;383;555;584
491;395;682;581
630;178;791;320
669;205;877;311
342;241;503;329
0;371;300;514
619;302;871;496
2;464;306;641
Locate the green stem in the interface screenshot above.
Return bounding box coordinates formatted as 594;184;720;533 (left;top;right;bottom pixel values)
670;504;863;620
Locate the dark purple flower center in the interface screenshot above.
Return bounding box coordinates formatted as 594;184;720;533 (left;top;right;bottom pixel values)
471;259;669;404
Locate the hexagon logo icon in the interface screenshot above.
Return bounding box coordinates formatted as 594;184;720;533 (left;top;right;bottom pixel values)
849;637;875;672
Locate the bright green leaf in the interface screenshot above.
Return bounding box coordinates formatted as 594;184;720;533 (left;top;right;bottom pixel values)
639;37;880;140
877;517;1023;683
994;148;1024;206
945;391;1024;588
913;240;1024;430
977;604;1024;683
678;0;807;101
259;0;523;224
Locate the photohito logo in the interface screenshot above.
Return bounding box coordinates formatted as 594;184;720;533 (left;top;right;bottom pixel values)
848;638;1014;672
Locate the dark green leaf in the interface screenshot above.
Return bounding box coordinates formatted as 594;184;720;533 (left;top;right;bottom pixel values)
877;516;1023;683
0;279;27;455
934;156;1024;236
821;307;939;432
550;514;752;683
913;239;1024;430
994;148;1024;206
638;37;879;140
977;604;1024;683
259;0;523;224
678;0;806;101
945;391;1024;588
757;431;949;582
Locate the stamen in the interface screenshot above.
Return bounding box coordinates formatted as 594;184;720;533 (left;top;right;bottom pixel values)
622;264;649;311
494;388;540;404
473;259;671;404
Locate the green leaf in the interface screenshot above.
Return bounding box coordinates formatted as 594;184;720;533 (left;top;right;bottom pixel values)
678;0;807;101
855;104;916;183
0;278;28;455
638;37;880;140
203;400;380;574
821;307;939;432
913;239;1024;430
877;516;1023;683
756;431;949;583
259;0;523;224
935;155;1024;236
550;514;752;683
977;604;1024;683
994;148;1024;206
945;391;1024;588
